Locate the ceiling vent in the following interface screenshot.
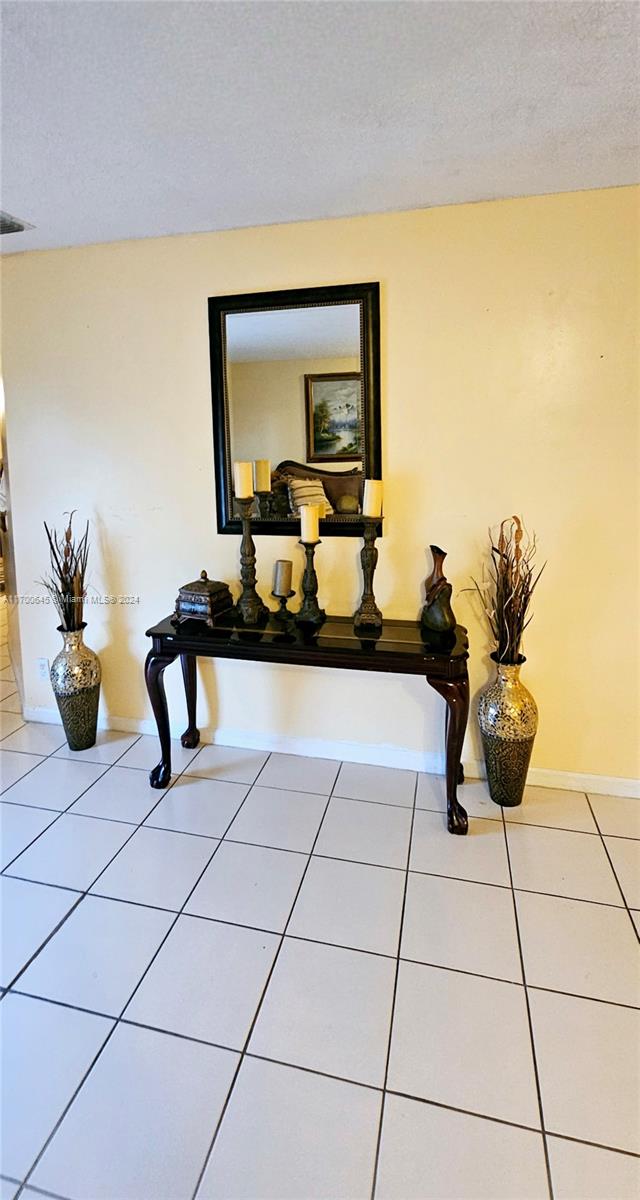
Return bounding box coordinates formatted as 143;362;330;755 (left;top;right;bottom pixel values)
0;211;34;235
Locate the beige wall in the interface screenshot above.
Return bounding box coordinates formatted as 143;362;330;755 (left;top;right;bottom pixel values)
0;348;23;696
229;355;360;469
2;186;638;783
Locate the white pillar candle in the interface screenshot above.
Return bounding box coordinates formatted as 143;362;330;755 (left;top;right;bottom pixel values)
363;479;383;517
300;504;320;544
273;559;293;596
254;459;271;492
233;461;254;498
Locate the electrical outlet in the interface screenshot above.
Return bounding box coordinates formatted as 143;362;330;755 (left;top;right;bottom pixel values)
37;657;50;681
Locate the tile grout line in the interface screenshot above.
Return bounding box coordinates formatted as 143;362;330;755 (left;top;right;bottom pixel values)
584;794;639;943
189;771;412;803
383;1090;640;1159
9;924;639;1019
241;1049;382;1095
522;984;640;1013
3;892;85;993
5;842;636;994
2;874;91;897
541;1129;640;1161
8;867;640;1010
3;730;149;797
369;769;420;1200
178;777;640;839
5;741;638;1190
0;731;145;877
4;787;640;860
20;1187;65;1200
13;748;275;1198
3;735;201;848
6;802;632;908
3;789;634;927
502;810;555;1200
3;763;638;860
7;753;634;840
10;746;636;837
0;717;28;744
2;982;640;1164
502;816;638;840
9;988;125;1023
0;747;186;993
14;1183;70;1200
0;754;56;800
0;725;81;756
14;1096;639;1200
189;763;344;1200
2;728;202;984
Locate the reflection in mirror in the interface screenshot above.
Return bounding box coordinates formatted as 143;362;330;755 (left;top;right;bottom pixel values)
227;305;363;519
209;283;380;535
227;304;361;466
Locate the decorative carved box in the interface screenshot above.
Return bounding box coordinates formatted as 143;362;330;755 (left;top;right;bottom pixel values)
173;570;234;628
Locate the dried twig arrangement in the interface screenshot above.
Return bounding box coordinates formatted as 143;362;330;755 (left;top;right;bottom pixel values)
40;511;90;631
472;515;545;664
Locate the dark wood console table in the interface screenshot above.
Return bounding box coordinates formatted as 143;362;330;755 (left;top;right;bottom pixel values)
145;614;470;834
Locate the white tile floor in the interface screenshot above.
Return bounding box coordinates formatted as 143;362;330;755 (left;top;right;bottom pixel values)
0;648;639;1196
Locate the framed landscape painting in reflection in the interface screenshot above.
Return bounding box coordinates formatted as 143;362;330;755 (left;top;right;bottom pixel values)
304;372;362;462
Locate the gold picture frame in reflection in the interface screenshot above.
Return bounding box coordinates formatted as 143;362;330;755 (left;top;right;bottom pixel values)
304;372;362;463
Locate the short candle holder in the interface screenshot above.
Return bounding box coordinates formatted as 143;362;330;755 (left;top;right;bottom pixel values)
235;495;269;625
353;516;383;636
296;540;325;628
271;589;296;625
255;490;272;520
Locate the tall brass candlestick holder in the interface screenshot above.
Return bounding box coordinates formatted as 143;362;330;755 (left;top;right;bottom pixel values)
353;516;383;635
296;541;325;627
235;496;269;625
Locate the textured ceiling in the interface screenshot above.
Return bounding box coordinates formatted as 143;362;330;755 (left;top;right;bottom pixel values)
1;0;638;254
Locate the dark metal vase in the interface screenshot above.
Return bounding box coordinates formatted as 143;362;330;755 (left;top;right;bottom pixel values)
421;545;456;634
478;654;538;807
50;624;101;751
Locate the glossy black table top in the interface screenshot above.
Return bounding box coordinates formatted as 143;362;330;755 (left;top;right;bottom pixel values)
146;612;469;679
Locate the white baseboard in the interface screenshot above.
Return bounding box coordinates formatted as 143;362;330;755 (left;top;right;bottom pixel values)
22;705;640;798
521;766;640;798
206;728;451;776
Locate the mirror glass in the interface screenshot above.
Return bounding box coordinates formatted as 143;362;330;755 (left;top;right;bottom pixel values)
209;283;380;535
227;304;362;470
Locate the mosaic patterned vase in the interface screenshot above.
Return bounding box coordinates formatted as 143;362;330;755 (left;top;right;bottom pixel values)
478;653;538;807
50;624;101;751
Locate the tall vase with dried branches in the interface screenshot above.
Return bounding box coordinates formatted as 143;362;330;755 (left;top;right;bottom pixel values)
41;512;101;751
473;516;545;807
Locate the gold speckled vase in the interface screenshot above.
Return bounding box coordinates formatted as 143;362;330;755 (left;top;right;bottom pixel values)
478;653;538;807
50;624;101;751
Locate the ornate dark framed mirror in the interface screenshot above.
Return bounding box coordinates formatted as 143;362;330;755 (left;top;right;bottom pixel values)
208;282;381;536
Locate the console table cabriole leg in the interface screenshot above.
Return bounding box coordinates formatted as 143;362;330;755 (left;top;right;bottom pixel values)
444;706;465;784
180;654;200;749
428;673;470;834
145;649;178;788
